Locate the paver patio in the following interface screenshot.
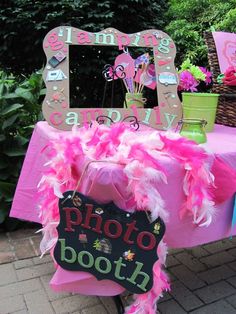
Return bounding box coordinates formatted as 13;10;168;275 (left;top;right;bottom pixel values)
1;226;236;313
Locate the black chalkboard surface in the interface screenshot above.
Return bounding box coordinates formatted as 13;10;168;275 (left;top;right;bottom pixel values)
54;191;165;294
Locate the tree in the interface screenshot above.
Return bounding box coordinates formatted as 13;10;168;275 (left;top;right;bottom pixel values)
165;0;236;66
0;0;168;74
0;0;168;107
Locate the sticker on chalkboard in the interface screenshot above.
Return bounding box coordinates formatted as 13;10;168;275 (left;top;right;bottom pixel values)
54;191;165;294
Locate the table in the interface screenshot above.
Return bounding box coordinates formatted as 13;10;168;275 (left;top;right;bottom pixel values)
10;121;236;296
10;121;236;247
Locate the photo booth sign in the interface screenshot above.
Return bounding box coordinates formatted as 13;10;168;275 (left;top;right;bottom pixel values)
54;191;165;294
43;27;182;130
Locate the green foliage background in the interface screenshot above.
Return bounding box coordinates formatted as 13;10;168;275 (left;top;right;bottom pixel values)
0;0;167;228
166;0;236;65
0;0;167;74
0;0;235;228
0;71;44;229
0;0;168;109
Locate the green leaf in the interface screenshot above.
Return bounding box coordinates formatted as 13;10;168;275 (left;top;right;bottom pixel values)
0;134;6;142
15;87;34;103
3;145;26;157
9;164;21;177
180;58;192;71
1;103;23;115
0;201;10;224
190;65;206;81
3;135;28;156
15;135;29;146
0;169;10;180
0;181;15;199
39;88;46;96
2;113;19;129
2;93;19;100
0;158;8;169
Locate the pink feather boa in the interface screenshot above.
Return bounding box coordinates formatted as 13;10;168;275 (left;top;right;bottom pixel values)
37;122;215;313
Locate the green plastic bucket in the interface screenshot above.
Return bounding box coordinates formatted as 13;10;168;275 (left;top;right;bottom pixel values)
182;93;220;132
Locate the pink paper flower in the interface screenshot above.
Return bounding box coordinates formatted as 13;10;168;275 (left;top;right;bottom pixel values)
178;70;198;92
199;67;212;85
178;58;212;92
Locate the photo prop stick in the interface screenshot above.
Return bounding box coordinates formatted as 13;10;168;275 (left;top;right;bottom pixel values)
114;53;135;81
43;27;182;130
54;191;165;294
102;64;126;81
135;53;150;68
134;64;157;90
102;64;127;108
114;52;136;93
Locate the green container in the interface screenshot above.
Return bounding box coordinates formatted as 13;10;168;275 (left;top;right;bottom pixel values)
182;93;220;132
179;119;207;144
124;93;145;108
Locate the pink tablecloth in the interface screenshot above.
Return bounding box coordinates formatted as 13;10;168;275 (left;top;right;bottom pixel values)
10;122;236;249
10;121;236;296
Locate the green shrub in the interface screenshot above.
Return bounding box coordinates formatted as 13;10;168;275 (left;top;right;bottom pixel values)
165;0;236;66
0;0;168;109
0;70;45;229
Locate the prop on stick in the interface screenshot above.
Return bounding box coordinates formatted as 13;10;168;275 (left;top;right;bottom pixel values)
134;64;157;91
102;64;127;108
103;51;153;108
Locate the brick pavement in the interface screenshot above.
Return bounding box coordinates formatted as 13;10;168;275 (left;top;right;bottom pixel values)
1;227;236;313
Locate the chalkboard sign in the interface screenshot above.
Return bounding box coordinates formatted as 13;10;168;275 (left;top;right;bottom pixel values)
54;191;165;294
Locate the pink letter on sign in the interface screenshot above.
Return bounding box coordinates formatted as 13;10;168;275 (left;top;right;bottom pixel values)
80;109;103;125
142;34;158;46
77;31;91;44
116;34;131;50
50;112;63;126
64;207;82;232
